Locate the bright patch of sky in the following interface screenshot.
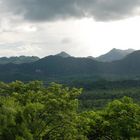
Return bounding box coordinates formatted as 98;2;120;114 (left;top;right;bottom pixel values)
0;0;140;57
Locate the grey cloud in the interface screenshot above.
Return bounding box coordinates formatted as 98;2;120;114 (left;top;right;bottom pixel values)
2;0;140;21
0;42;25;50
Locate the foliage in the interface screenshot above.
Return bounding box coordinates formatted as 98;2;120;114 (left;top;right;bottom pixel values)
79;88;140;110
0;56;39;64
0;81;84;140
81;97;140;140
0;81;140;140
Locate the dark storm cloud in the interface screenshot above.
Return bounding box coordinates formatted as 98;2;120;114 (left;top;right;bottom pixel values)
3;0;140;21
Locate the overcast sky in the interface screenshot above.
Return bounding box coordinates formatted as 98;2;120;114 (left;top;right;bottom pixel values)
0;0;140;57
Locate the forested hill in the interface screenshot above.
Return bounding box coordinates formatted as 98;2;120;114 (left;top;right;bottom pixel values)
0;50;140;82
0;56;40;64
96;48;135;62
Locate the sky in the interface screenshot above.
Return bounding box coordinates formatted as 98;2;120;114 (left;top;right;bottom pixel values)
0;0;140;57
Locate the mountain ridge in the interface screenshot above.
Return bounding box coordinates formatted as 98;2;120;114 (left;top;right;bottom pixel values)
55;51;71;58
0;56;40;64
0;49;139;82
96;48;135;62
0;48;135;64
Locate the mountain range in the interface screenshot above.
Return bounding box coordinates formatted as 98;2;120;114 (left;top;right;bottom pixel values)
96;48;135;62
0;48;135;64
56;48;135;62
0;48;139;82
56;51;71;58
0;56;39;64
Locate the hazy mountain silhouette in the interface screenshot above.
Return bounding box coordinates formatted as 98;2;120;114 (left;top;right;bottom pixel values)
96;48;135;62
55;51;71;58
0;50;139;82
0;56;40;64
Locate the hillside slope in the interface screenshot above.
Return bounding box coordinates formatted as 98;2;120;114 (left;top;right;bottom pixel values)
0;50;139;82
96;48;135;62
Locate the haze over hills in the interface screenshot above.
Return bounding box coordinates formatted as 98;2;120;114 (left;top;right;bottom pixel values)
55;51;72;58
96;48;135;62
0;49;139;82
0;48;135;64
54;48;135;62
0;56;40;64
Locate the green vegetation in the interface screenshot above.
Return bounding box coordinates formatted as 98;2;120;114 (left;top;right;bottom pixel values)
0;81;140;140
72;80;140;110
1;50;140;82
79;88;140;110
0;56;39;64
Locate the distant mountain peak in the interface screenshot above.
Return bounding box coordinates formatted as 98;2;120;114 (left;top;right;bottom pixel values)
96;48;135;62
111;48;117;51
55;51;71;58
110;48;135;53
124;48;135;53
124;50;140;59
110;48;120;52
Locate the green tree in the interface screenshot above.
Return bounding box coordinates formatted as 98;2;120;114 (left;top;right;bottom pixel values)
82;97;140;140
0;81;85;140
0;81;140;140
